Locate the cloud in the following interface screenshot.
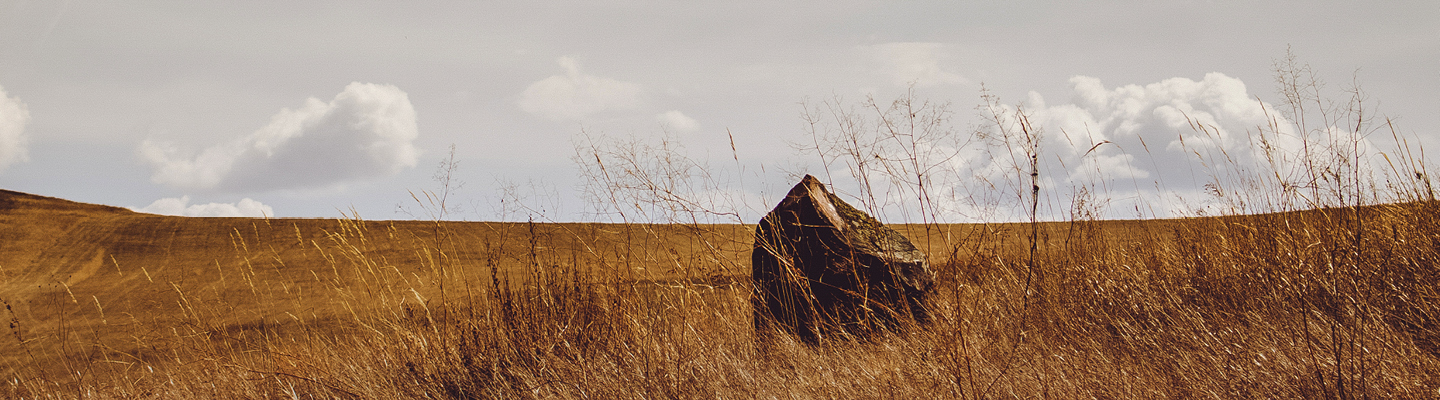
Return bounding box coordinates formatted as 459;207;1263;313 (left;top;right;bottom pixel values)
952;72;1386;219
141;82;420;192
823;72;1389;222
519;57;644;121
655;110;699;132
132;196;273;217
1021;73;1284;187
0;85;31;173
866;42;969;88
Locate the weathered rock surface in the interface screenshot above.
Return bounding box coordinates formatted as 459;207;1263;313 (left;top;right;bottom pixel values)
752;175;935;343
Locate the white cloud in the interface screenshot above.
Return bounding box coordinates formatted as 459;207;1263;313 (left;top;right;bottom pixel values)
953;72;1387;219
656;110;699;132
0;85;31;173
141;82;420;192
867;42;969;88
133;196;274;218
518;57;644;121
816;72;1392;223
1023;73;1284;187
770;73;1345;222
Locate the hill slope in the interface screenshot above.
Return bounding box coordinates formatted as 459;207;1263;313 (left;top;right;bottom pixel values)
0;190;751;377
3;190;1438;398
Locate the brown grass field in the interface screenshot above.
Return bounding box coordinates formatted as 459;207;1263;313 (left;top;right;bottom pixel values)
2;187;1438;398
6;58;1440;397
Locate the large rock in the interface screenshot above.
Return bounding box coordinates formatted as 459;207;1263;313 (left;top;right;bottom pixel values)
752;175;935;343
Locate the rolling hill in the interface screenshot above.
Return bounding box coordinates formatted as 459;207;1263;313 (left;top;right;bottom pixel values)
3;189;1437;398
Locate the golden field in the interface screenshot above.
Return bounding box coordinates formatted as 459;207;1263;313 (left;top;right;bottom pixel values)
2;188;1438;398
6;58;1440;397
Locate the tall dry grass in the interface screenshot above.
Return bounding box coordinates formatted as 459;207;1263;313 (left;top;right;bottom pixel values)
5;52;1440;398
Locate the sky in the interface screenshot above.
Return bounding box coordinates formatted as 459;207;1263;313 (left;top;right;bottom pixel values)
0;1;1436;222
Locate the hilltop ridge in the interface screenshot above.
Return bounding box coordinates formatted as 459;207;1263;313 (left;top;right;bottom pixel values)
0;189;754;380
0;189;133;215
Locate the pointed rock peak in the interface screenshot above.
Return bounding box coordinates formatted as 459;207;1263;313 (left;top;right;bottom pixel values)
800;174;822;186
782;175;845;232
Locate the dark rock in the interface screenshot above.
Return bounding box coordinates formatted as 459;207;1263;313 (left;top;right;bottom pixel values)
752;175;935;343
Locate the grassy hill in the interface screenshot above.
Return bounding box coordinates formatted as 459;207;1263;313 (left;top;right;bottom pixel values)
3;189;1438;398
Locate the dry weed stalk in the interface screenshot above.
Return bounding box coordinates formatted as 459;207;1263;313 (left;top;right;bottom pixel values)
4;53;1439;399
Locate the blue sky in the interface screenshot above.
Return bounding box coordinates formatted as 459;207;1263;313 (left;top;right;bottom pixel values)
0;1;1436;221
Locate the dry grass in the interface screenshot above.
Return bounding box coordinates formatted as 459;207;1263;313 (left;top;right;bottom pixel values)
4;53;1439;398
3;193;1438;398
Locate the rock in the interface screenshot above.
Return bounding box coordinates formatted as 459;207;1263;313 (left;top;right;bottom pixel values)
752;175;935;343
